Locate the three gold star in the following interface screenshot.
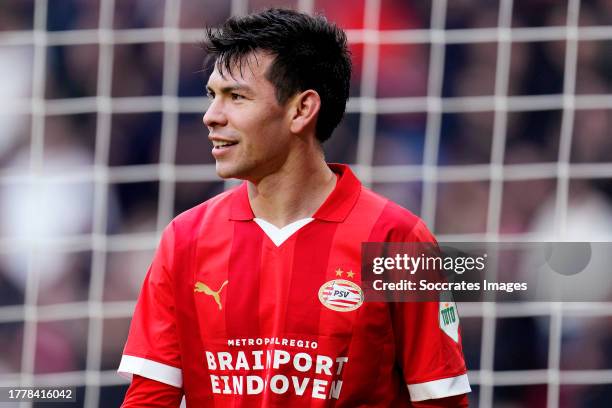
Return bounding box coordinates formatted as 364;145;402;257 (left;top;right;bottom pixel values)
335;268;355;279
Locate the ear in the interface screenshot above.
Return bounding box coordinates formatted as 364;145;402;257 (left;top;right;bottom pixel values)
289;90;321;134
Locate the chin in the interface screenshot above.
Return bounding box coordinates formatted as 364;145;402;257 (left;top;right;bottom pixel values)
215;163;246;180
215;167;234;180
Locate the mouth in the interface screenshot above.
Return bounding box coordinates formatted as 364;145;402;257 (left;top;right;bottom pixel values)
211;138;239;158
212;140;238;150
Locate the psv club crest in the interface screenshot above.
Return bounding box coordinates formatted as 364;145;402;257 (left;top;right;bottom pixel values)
318;278;364;312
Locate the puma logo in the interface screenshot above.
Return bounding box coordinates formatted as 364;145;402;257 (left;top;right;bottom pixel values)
194;280;228;310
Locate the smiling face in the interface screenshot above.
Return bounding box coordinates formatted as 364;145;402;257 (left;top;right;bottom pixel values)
203;52;295;181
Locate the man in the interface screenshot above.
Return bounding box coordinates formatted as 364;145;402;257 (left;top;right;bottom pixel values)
119;8;470;407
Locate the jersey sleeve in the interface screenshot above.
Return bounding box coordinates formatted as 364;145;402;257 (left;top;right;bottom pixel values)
411;394;469;407
118;223;183;388
392;220;471;401
121;375;183;408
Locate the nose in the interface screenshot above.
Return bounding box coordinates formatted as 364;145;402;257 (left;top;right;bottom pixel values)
203;98;227;129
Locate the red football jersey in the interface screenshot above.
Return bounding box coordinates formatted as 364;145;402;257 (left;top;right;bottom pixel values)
118;164;470;407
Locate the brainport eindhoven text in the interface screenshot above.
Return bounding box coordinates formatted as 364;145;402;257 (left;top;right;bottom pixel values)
204;338;346;400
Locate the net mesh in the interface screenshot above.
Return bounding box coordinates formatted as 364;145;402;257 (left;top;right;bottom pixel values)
0;0;611;406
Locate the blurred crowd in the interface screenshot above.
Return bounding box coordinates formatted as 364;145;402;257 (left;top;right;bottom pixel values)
0;0;611;407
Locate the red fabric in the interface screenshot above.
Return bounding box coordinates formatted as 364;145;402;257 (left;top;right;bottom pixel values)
121;222;182;371
412;394;469;408
120;164;470;406
122;375;182;408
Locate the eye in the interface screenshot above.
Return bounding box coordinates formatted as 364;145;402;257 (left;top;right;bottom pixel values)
231;93;244;101
206;91;215;100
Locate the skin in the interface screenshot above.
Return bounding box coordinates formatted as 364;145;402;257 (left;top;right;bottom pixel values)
203;51;337;228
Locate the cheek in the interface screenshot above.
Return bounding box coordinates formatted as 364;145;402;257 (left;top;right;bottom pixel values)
240;110;289;150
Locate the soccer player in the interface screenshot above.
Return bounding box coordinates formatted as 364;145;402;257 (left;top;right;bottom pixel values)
119;8;470;407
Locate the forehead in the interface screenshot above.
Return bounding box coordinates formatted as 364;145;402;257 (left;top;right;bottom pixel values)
207;51;274;89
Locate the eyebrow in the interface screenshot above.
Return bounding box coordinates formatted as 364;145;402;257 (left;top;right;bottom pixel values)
206;84;254;95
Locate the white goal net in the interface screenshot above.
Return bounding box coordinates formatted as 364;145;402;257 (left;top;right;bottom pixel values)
0;0;611;407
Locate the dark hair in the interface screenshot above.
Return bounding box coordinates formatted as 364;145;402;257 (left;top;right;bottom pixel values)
203;8;352;143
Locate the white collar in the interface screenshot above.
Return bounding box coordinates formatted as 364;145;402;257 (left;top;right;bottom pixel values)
253;217;315;246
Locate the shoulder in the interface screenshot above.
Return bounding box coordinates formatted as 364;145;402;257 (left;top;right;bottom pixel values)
166;186;237;240
359;187;436;243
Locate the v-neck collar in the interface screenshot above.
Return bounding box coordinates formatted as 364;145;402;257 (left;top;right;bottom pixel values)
253;217;314;247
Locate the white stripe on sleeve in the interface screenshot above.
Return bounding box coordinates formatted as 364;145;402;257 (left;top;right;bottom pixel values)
407;373;471;401
118;354;183;388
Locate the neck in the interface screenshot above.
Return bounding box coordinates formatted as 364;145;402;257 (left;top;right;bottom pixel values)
247;146;336;228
